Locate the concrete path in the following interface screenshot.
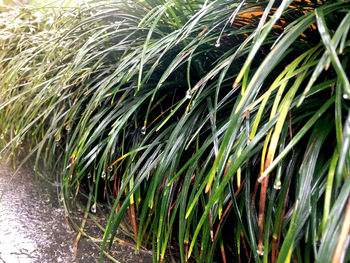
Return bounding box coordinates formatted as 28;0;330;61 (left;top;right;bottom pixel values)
0;161;150;263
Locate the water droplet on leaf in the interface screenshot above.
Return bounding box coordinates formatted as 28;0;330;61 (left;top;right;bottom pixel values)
274;180;281;190
91;203;96;213
141;126;146;135
185;90;192;100
343;93;349;100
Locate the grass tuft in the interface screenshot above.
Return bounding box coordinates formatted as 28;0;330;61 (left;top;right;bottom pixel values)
1;0;349;262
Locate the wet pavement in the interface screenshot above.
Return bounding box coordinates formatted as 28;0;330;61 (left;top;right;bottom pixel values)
0;161;152;263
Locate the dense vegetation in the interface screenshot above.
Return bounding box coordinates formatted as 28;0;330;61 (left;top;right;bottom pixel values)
0;0;349;262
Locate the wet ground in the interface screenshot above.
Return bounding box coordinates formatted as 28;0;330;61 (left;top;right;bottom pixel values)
0;161;152;263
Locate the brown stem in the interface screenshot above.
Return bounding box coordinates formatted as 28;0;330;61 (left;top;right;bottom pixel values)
220;238;227;263
332;197;350;263
258;176;269;255
113;171;118;198
130;203;138;244
241;231;250;261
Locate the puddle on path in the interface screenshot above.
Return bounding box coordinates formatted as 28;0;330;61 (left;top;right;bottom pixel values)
0;162;152;263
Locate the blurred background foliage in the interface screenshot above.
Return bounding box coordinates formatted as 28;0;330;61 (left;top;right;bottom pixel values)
0;0;349;262
0;0;78;6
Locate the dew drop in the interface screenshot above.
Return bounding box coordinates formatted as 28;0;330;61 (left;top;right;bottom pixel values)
0;134;4;139
274;180;282;190
343;93;349;100
91;203;96;213
185;90;192;100
101;171;106;179
87;173;91;179
108;166;113;172
215;40;220;48
65;125;70;131
141;125;146;135
257;248;264;256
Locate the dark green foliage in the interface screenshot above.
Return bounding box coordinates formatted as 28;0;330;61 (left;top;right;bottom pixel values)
0;0;349;262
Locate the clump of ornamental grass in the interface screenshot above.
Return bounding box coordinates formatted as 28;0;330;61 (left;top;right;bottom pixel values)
1;0;349;262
